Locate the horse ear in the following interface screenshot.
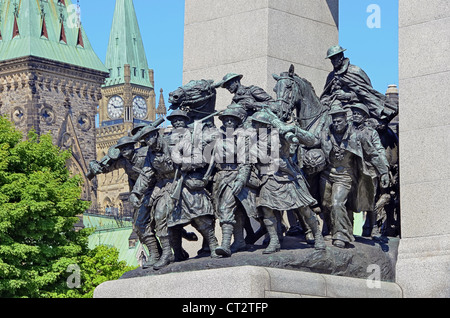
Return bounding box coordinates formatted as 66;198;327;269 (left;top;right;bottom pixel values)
289;64;295;77
272;74;281;81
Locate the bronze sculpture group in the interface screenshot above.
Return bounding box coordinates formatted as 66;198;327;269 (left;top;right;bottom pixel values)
88;46;400;270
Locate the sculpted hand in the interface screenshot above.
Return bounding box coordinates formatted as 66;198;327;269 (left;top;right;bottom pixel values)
231;180;244;195
129;193;141;208
380;174;390;189
335;90;352;101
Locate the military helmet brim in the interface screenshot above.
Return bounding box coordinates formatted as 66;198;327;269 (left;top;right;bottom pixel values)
216;73;243;88
166;110;190;122
115;137;136;149
350;103;370;117
131;123;150;136
251;112;272;125
326;45;347;59
219;107;244;122
328;107;348;116
139;126;160;138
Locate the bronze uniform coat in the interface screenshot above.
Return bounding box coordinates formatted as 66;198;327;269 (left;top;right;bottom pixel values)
319;124;389;212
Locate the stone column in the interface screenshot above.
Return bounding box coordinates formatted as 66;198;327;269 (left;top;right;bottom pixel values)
396;0;450;298
183;0;339;110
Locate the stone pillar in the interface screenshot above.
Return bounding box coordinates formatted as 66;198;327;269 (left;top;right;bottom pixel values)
183;0;339;111
396;0;450;298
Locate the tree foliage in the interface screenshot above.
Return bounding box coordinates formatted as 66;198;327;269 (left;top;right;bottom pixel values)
0;117;135;298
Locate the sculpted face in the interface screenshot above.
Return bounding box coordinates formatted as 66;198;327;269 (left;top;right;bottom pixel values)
144;131;158;147
170;116;187;129
221;116;239;129
120;144;135;160
330;53;344;71
352;109;367;125
224;78;240;94
332;114;347;134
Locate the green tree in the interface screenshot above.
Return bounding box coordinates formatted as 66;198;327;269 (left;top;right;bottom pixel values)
47;245;136;298
0;117;134;298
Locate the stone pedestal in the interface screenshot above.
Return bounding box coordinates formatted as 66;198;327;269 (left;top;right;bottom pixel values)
94;236;402;298
396;0;450;298
182;0;339;110
94;265;402;298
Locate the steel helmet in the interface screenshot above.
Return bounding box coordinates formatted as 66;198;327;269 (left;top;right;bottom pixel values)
326;45;347;59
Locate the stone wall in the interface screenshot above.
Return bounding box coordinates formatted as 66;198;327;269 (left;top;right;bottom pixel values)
396;0;450;298
0;56;107;203
183;0;339;111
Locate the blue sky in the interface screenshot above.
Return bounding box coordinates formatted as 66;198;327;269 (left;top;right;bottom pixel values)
80;0;398;103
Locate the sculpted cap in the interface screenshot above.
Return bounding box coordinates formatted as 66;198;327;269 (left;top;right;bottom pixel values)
219;106;244;123
216;73;243;88
166;109;190;122
326;45;347;59
251;111;272;125
116;136;136;149
328;104;348;116
350;103;370;117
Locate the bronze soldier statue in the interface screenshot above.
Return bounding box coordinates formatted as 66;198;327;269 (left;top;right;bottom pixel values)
317;103;389;248
350;103;389;239
131;124;178;270
168;110;220;260
87;130;160;268
216;73;275;119
250;111;326;253
320;45;397;122
212;107;261;257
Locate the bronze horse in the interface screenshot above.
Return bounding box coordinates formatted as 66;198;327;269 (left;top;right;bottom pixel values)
168;79;219;127
272;65;329;136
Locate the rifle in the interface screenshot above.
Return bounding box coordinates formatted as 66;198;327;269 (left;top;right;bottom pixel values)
86;141;123;180
170;167;184;204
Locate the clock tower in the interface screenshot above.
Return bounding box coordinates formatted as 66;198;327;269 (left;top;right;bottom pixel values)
96;0;162;215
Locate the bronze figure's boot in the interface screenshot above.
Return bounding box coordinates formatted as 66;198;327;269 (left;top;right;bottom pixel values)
153;236;174;270
231;214;247;253
198;226;220;259
302;209;327;250
263;217;281;254
170;227;189;262
141;234;161;269
216;223;233;257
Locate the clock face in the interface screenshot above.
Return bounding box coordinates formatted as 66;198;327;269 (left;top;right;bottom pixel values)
133;96;147;119
107;96;124;119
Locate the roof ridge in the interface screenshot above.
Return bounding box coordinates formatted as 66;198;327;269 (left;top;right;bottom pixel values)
0;0;107;73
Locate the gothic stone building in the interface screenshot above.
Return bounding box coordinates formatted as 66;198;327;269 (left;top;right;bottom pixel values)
0;0;108;206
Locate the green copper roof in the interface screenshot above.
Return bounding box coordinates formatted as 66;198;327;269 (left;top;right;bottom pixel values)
84;214;145;267
0;0;107;73
104;0;153;88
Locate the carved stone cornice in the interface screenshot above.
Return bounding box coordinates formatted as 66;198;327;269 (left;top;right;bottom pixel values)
0;55;108;86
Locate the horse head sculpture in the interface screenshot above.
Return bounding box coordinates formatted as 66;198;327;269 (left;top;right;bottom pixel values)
273;65;328;133
168;79;218;125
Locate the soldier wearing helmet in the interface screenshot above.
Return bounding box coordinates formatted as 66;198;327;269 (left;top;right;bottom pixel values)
212;106;262;257
87;133;163;268
320;45;397;122
248;111;326;254
317;103;389;248
216;73;275;118
350;103;389;240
